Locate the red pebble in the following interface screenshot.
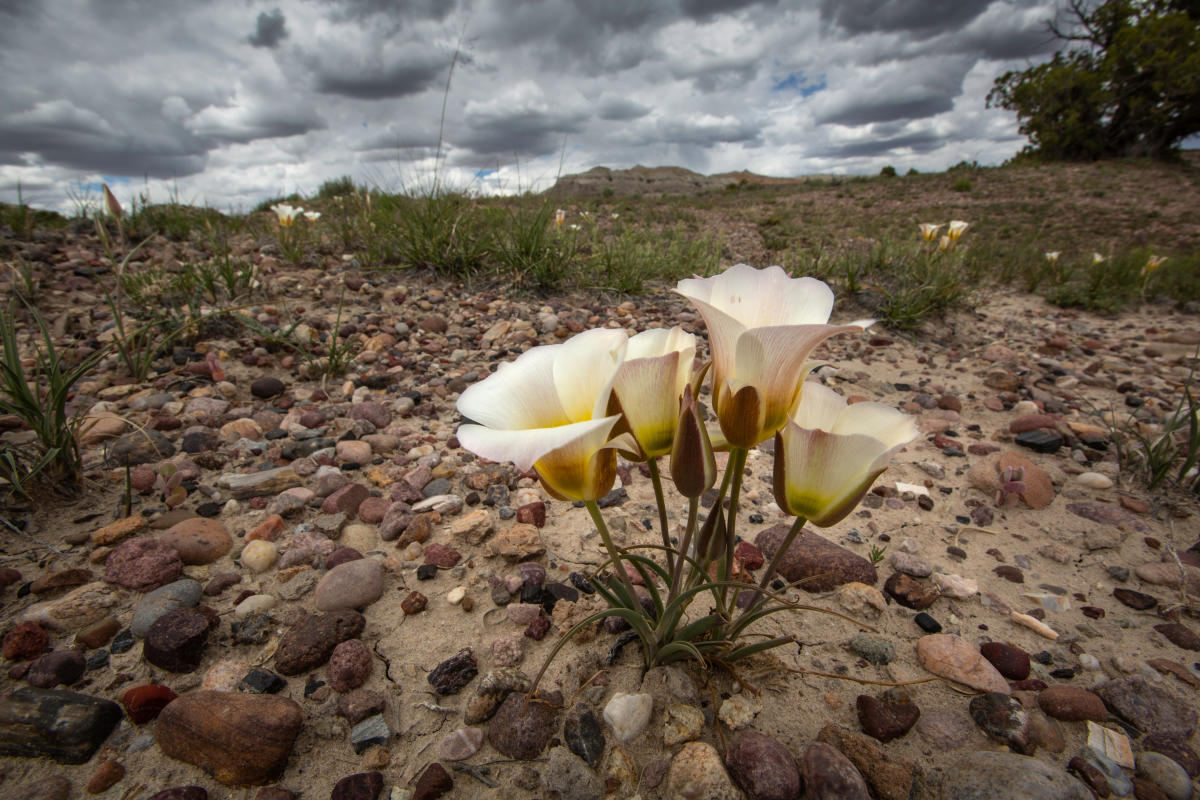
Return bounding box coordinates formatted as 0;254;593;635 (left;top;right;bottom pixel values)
2;621;49;661
122;683;179;724
734;541;764;571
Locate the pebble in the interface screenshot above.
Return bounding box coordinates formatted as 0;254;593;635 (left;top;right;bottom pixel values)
1136;752;1193;800
436;727;483;761
487;692;559;759
724;729;802;800
665;741;741;800
427;648;478;696
801;741;870;799
2;620;49;660
315;558;384;611
916;634;1010;694
857;691;920;742
603;692;653;743
240;540;279;573
274;610;365;675
563;705;606;766
979;641;1030;680
327;639;373;692
156;691;304;785
542;746;604;800
662;703;704;747
940;750;1092;799
85;760;125;794
26;649;86;688
1038;685;1109;722
756;525;877;591
412;762;453;800
969;692;1034;753
122;684;179;723
234;593;278;619
131;579;203;637
1093;676;1197;737
143;608;212;673
330;771;383;800
1080;744;1135;795
161;518;233;564
0;688;122;764
104;537;183;591
849;634;895;665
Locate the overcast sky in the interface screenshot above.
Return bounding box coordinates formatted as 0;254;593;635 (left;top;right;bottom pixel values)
0;0;1066;214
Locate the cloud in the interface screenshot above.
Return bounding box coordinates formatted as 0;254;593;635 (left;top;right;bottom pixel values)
596;96;652;122
456;81;588;158
249;8;289;48
819;0;993;37
184;100;326;144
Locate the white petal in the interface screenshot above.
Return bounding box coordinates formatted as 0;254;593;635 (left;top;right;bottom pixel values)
681;264;834;329
553;328;627;422
612;351;684;457
790;381;847;430
833;401;919;451
457;416;619;472
456;345;569;430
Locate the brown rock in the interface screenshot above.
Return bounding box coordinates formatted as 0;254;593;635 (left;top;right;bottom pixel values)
916;634;1010;694
143;608;213;673
156;691;303;785
1154;622;1200;651
3;621;49;661
30;568;92;594
86;760;124;794
979;642;1031;680
413;762;454;800
338;689;386;725
161;518;233;565
274;610;365;675
486;524;545;562
801;742;870;800
75;615;121;649
882;572;938;609
1038;686;1108;722
327;639;373;693
816;723;922;800
756;524;877;592
104;537;182;591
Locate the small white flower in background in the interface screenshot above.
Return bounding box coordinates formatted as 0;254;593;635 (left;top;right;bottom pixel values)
568;224;581;231
611;213;620;220
938;235;951;252
1044;251;1060;263
1092;252;1107;265
271;204;303;227
946;220;969;242
918;223;942;242
554;209;566;227
1144;254;1167;274
303;211;321;222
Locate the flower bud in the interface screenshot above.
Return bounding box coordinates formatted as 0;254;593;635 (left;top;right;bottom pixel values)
670;385;716;498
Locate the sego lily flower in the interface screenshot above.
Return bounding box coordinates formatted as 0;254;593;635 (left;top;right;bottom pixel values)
670;384;716;498
675;264;870;449
609;327;696;459
773;382;917;526
554;208;566;227
1091;252;1106;266
303;211;321;222
1144;254;1167;274
455;328;630;501
918;223;942;242
271;204;303;227
1044;251;1060;263
946;220;969;242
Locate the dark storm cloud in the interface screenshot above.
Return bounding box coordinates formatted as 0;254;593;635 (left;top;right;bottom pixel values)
819;0;993;37
249;8;288;48
314;58;446;99
597;97;652;122
354;127;442;152
0;100;208;177
658;116;762;147
456;105;588;158
818;95;953;126
318;0;457;23
680;0;779;20
185;103;327;144
817;129;944;158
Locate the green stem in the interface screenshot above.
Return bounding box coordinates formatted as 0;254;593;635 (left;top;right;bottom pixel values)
738;514;807;623
645;458;675;579
669;496;699;600
585;501;645;630
721;448;748;614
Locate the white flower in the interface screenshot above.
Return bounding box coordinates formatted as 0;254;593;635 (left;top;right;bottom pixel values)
1044;251;1060;263
303;211;321;222
946;220;969;241
456;329;630;501
675;264;870;449
271;204;303;227
774;382;917;526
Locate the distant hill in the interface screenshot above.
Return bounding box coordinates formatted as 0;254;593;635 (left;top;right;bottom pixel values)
548;165;834;197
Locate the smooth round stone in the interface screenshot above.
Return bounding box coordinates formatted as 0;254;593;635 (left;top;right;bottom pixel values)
160;518;233;566
939;751;1092;799
240;540;278;573
447;586;466;605
437;727;483;761
131;579;203;638
339;523;380;553
315;558;384;612
1075;472;1113;489
202;659;252;692
234;594;278;619
604;692;654;744
725;730;802;800
1136;752;1193;800
335;440;372;464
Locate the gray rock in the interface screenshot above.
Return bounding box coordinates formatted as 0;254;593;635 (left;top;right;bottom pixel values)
940;751;1091;800
542;746;604;800
0;688;123;764
1079;745;1134;797
849;634;895;666
1093;676;1198;737
1136;751;1194;800
349;714;390;755
131;579;203;638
